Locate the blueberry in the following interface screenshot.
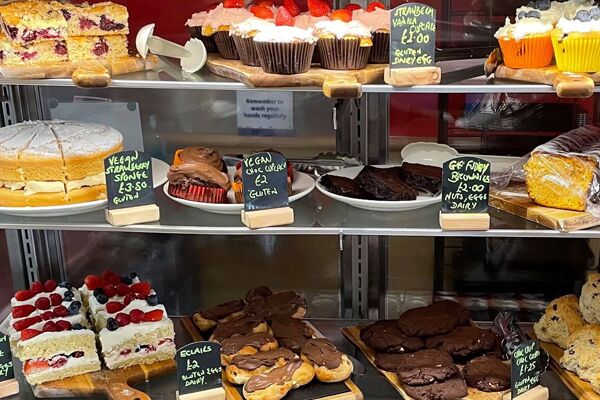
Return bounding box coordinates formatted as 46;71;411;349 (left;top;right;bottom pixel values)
93;288;104;297
107;318;119;332
146;294;158;306
96;293;108;305
535;0;551;10
128;272;138;280
58;281;72;290
68;301;81;315
63;290;74;299
518;10;528;18
121;275;133;285
576;9;592;21
527;10;542;18
72;323;84;330
590;7;600;19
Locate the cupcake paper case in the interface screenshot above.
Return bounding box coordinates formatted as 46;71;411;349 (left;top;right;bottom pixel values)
186;11;218;53
230;18;275;66
253;26;317;75
552;15;600;73
202;4;252;59
167;163;231;203
495;17;554;68
313;20;373;70
353;8;390;63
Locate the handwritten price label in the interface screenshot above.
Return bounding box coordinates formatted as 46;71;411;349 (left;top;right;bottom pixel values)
390;3;436;68
177;342;222;396
511;340;545;398
442;157;490;213
104;151;155;210
0;333;14;382
241;151;290;211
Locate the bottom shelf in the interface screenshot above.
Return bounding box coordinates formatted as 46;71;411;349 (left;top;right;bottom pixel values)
7;318;576;400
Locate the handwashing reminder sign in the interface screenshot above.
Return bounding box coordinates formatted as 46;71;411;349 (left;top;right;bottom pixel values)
237;91;293;135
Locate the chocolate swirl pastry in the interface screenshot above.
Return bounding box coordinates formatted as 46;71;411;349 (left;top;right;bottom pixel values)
231;348;297;370
221;332;278;356
212;315;267;342
167;162;231;190
244;359;303;393
199;299;245;322
301;338;343;369
177;146;228;173
360;320;424;354
271;316;314;354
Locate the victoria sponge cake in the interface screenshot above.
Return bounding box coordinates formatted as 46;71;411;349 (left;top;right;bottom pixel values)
0;120;123;207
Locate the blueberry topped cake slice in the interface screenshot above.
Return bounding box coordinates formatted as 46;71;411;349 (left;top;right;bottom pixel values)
66;2;129;36
0;1;68;46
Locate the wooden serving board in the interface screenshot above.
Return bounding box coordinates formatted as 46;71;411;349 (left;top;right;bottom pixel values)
341;325;507;400
182;317;363;400
0;54;159;88
489;183;600;232
32;359;176;400
533;334;599;400
206;54;385;99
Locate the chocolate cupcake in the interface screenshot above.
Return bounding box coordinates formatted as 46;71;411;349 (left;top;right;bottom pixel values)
167;160;231;204
253;26;317;75
313;20;373;70
186;11;218;53
352;8;390;63
230;18;275;66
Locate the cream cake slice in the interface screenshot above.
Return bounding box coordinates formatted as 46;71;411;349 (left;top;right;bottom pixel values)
66;34;128;61
0;0;68;46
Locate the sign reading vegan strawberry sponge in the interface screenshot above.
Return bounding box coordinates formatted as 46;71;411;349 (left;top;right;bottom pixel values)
389;3;436;68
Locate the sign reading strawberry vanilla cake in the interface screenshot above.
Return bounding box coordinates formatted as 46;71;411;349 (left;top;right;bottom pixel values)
79;270;176;370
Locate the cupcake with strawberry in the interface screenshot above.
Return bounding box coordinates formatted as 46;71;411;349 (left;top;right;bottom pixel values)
185;3;220;53
352;2;390;63
294;0;330;29
231;6;275;66
254;6;318;74
313;14;373;70
202;0;252;59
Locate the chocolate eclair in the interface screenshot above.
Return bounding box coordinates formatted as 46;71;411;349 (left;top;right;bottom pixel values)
247;291;307;321
242;359;315;400
245;286;273;303
193;299;245;331
211;315;268;343
226;348;299;384
167;162;231;203
175;146;228;173
301;339;353;383
271;316;314;354
220;332;278;365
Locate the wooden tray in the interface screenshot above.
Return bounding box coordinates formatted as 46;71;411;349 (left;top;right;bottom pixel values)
182;318;363;400
341;325;507;400
205;54;385;99
0;55;159;88
489;183;600;232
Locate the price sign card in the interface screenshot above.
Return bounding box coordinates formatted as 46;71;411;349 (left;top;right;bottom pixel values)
390;3;436;68
176;342;224;400
0;333;18;398
104;150;159;226
511;340;546;399
240;151;294;228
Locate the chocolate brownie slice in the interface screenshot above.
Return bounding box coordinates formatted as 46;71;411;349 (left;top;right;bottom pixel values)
396;349;457;386
397;306;458;337
403;376;469;400
355;166;418;201
400;162;442;193
320;174;370;199
425;326;497;359
361;320;424;353
464;356;510;392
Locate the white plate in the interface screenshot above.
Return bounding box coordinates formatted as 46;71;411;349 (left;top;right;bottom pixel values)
316;165;441;212
0;157;170;217
401;142;458;167
164;167;316;215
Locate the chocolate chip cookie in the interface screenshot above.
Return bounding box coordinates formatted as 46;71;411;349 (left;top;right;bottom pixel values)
428;300;471;326
403;376;469;400
464;356;510;392
396;349;457;386
397;307;458;337
425;326;497;359
375;353;406;371
361;320;424;353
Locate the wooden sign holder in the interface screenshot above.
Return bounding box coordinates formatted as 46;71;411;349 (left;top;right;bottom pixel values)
176;387;226;400
241;207;294;229
106;204;160;227
439;211;490;230
502;385;549;400
384;66;441;87
0;379;19;398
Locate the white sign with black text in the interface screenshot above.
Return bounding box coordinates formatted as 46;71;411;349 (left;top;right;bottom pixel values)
236;91;293;134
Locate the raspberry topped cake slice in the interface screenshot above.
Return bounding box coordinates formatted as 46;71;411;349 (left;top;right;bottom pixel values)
8;279;100;385
0;0;68;46
66;35;128;61
66;2;129;36
0;31;68;65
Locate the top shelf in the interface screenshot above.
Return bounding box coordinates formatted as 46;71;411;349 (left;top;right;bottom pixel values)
1;58;595;94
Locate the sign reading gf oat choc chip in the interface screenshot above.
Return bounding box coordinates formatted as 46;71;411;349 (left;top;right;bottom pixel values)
390;3;436;68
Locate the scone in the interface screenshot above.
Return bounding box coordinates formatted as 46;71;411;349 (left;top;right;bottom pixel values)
580;273;600;324
534;294;586;349
560;325;600;381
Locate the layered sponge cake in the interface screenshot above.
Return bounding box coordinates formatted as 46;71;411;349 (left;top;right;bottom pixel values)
8;279;100;385
0;120;123;207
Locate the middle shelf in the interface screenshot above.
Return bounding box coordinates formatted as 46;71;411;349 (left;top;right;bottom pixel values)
3;189;600;237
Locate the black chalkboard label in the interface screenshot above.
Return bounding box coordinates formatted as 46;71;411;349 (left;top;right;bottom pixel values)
441;157;490;213
511;340;544;398
0;333;14;382
241;151;289;212
390;3;436;68
104;151;155;210
177;342;222;396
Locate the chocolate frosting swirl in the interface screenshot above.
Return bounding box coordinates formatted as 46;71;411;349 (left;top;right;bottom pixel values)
178;146;227;173
244;359;302;393
301;339;343;369
231;348;296;370
167;162;231;190
221;332;277;355
213;315;265;342
199;299;245;321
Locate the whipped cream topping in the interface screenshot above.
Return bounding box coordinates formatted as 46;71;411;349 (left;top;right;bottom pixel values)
253;25;317;43
204;4;252;30
230;17;275;37
99;318;174;352
94;301;166;329
10;313;89;340
515;5;563;23
556;16;600;33
103;338;176;365
313;20;372;39
87;289;154;316
293;13;328;29
11;287;77;307
495;16;553;39
352;8;390;32
24;353;99;376
562;0;596;18
186;11;209;27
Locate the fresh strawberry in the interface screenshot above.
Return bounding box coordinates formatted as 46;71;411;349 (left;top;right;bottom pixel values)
49;293;62;306
102;270;121;286
30;281;43;294
135;293;146;300
329;8;352;21
103;285;117;298
43;279;57;292
40;311;54;321
131;282;151;297
12;316;42;332
84;275;103;290
12;304;35;319
206;1;220;10
116;283;131;296
366;1;384;11
43;321;58;332
250;4;275;19
14;289;34;301
275;6;294;26
35;297;51;311
106;301;125;314
52;305;69;318
283;0;301;17
130;309;144;324
223;0;244;8
56;320;72;331
255;0;274;6
24;359;49;374
345;3;361;11
143;309;164;322
115;312;131;327
123;293;136;306
308;0;331;16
